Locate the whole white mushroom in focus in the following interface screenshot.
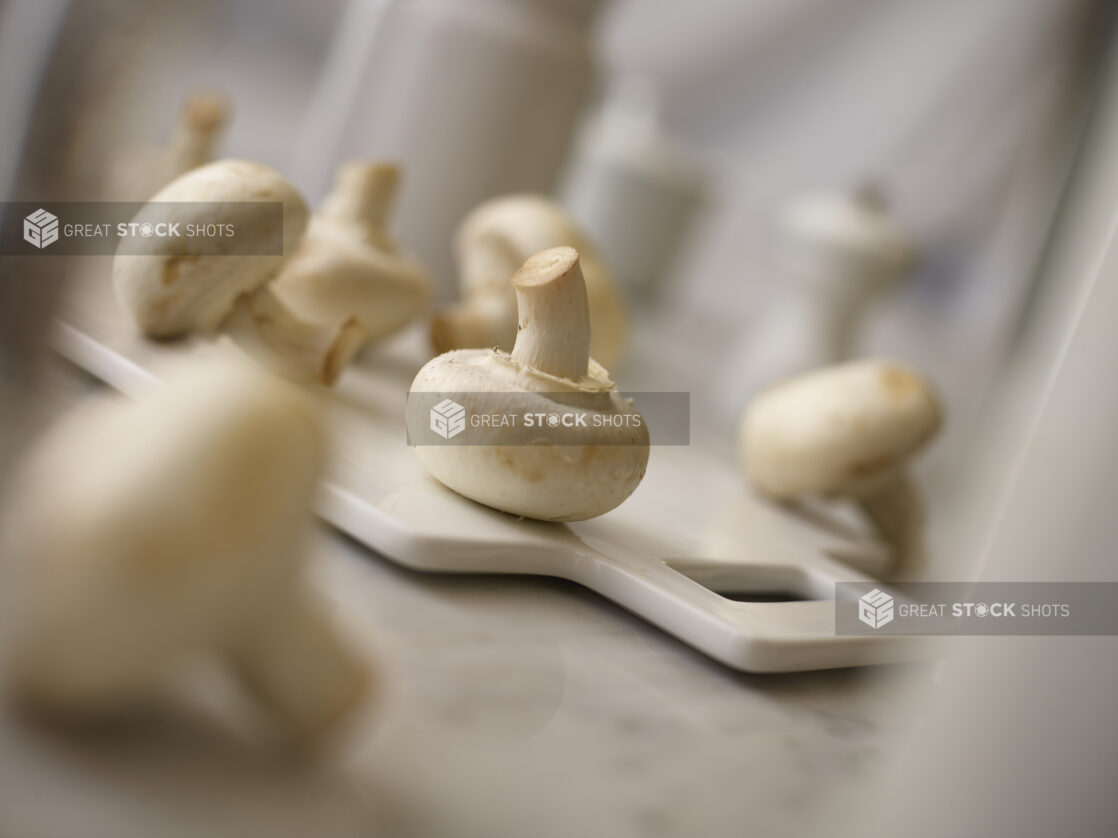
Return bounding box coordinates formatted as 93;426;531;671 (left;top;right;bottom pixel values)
412;246;648;522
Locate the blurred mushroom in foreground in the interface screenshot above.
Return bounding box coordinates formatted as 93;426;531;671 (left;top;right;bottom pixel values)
0;359;371;740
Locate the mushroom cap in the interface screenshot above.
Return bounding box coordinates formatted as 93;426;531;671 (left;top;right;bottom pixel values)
409;348;648;522
0;360;325;710
113;159;309;337
458;195;589;283
270;214;429;341
776;186;916;289
318;161;399;243
740;359;941;498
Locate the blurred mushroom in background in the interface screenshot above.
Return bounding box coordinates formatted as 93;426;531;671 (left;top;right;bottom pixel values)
105;88;231;201
720;184;917;421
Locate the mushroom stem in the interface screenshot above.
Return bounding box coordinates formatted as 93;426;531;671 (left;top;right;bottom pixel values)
855;470;926;579
319;162;399;231
796;278;866;360
166;91;229;176
225;285;366;386
229;590;370;739
509;246;591;381
852;179;888;213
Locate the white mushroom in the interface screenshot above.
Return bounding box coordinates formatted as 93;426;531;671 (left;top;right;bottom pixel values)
108;89;231;201
776;184;916;303
740;359;941;578
0;360;370;738
412;246;648;522
113;159;365;385
431;195;627;368
270;162;430;344
722;184;917;415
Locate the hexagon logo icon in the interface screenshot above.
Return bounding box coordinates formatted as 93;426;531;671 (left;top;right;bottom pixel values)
858;588;894;629
23;208;59;249
430;398;466;440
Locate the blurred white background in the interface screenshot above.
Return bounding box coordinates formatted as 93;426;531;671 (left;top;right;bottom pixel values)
3;2;1118;837
2;0;1114;571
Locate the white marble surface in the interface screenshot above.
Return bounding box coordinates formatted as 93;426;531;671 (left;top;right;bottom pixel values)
0;367;926;838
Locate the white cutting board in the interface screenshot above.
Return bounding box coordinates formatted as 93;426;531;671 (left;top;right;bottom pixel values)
53;275;915;672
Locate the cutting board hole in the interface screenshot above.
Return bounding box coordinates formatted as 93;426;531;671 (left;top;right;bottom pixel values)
717;590;806;603
666;560;826;602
